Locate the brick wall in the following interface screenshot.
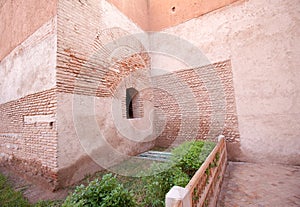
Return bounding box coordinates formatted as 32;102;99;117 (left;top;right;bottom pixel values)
57;0;145;97
0;0;240;189
1;0;297;190
55;0;153;186
57;51;150;97
149;60;240;147
0;88;58;189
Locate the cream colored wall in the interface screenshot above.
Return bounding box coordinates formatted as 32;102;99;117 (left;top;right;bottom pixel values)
164;0;300;164
0;17;57;104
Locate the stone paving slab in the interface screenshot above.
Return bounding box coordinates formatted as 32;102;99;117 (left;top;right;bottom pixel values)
217;162;300;207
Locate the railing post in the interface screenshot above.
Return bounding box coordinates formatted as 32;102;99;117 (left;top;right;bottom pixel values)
217;134;225;142
165;186;191;207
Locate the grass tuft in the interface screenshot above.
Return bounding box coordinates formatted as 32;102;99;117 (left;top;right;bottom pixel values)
0;173;30;207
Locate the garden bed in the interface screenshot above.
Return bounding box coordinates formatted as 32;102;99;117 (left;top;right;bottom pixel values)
62;139;218;207
166;137;227;207
0;139;223;207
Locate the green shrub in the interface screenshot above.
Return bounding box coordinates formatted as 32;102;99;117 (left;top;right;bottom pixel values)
171;140;216;177
33;200;63;207
0;173;30;207
62;173;137;207
61;140;216;207
141;163;189;207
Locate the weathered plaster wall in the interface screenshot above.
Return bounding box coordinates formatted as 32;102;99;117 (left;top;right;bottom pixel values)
56;0;153;185
1;0;298;191
0;0;57;60
148;0;240;31
0;0;60;190
56;92;102;187
164;0;300;164
108;0;239;31
0;17;57;104
0;14;58;189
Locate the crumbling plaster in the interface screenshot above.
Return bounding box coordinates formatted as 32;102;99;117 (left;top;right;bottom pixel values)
0;17;57;104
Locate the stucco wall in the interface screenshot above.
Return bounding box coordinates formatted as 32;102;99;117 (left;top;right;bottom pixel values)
164;0;300;164
107;0;149;30
148;0;239;31
108;0;239;31
0;0;57;60
0;14;58;189
0;17;57;104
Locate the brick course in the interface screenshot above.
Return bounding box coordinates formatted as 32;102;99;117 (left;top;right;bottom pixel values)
0;88;58;188
149;60;240;147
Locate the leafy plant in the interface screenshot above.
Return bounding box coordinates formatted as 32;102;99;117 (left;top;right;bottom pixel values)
141;163;189;207
0;173;30;207
59;140;216;207
62;173;137;207
171;140;215;177
33;200;63;207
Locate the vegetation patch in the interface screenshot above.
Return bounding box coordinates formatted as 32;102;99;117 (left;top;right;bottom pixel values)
62;140;215;207
171;141;216;177
0;140;216;207
0;173;30;207
62;173;136;207
141;164;190;207
0;172;63;207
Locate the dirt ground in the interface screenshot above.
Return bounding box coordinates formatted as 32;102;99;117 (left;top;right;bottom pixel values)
217;162;300;207
0;166;69;203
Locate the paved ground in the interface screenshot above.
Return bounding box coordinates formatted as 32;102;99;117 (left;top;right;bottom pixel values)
217;162;300;207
